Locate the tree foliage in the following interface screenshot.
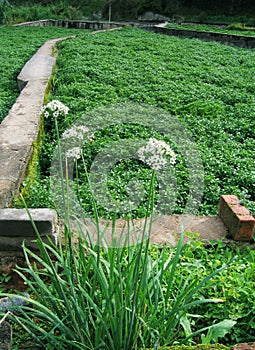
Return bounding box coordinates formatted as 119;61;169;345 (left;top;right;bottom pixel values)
9;0;255;20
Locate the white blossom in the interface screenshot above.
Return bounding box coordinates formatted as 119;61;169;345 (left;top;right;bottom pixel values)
65;147;82;160
62;125;93;141
43;111;49;119
138;138;176;170
41;100;69;118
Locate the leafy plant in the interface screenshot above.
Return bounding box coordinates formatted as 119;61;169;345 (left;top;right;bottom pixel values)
1;217;233;349
1;105;235;348
201;320;236;344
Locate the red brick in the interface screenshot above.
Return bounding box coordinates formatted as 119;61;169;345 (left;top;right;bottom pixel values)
219;195;255;241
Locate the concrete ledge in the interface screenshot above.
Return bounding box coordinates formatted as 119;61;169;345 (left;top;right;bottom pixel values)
0;208;58;251
0;37;71;209
219;195;255;241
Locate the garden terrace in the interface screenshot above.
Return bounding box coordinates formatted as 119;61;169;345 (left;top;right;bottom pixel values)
13;19;255;48
0;26;255;238
0;24;255;350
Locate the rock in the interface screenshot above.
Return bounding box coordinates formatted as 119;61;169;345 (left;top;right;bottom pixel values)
138;11;170;22
0;292;30;313
0;321;12;350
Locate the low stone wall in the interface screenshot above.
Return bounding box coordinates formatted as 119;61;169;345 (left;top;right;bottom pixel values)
144;26;255;49
14;19;126;30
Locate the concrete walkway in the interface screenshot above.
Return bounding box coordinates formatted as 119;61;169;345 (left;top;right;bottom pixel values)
69;214;227;248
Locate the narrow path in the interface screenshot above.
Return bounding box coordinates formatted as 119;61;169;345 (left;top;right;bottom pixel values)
91;26;124;34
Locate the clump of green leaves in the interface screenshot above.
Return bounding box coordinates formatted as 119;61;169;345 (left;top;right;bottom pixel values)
1;222;235;349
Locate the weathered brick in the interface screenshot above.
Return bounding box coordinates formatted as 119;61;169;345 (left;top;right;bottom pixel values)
219;195;255;241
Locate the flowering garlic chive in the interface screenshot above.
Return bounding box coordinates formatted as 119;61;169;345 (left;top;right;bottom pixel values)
41;100;69;118
62;125;92;141
138;137;176;170
65;147;82;160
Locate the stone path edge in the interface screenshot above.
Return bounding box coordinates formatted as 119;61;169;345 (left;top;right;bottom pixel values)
0;36;73;209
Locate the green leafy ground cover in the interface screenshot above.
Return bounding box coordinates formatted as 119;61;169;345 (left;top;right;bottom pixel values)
0;26;79;123
22;27;255;217
166;23;255;37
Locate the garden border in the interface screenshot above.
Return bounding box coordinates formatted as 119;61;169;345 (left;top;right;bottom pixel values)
0;36;72;210
144;25;255;49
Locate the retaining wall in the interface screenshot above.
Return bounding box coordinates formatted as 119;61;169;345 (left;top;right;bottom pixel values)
144;26;255;49
14;19;126;30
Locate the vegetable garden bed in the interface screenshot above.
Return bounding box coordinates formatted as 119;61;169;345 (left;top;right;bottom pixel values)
17;27;255;218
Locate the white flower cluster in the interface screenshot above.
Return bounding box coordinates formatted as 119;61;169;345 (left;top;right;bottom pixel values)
41;100;69;119
138;137;176;171
62;125;94;141
65;146;82;160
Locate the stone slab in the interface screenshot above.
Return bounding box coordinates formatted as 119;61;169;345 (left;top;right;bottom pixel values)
0;236;57;251
71;214;227;247
0;82;45;146
0;208;58;236
144;26;255;49
0;145;32;181
17;37;66;88
17;55;55;90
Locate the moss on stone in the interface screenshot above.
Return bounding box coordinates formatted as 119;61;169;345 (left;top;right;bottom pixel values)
12;113;44;207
